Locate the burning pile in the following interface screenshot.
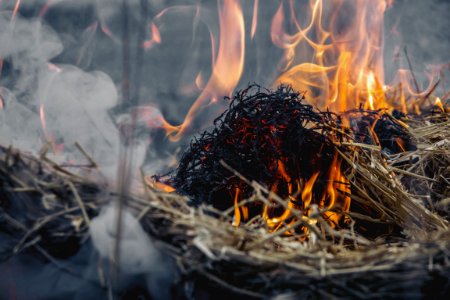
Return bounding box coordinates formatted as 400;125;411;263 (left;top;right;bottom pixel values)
169;84;421;239
173;85;351;235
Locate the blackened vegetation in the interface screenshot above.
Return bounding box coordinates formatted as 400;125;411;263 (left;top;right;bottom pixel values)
173;85;346;213
347;109;416;155
171;85;416;230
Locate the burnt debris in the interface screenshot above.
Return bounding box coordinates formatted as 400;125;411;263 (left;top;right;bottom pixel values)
172;85;346;215
170;85;416;222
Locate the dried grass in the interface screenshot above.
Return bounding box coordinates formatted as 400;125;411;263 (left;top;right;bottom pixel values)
0;112;449;298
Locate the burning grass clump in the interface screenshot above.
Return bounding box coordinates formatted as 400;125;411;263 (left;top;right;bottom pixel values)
172;85;352;234
169;85;437;239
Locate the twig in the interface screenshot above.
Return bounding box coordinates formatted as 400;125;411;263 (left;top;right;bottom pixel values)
67;181;91;226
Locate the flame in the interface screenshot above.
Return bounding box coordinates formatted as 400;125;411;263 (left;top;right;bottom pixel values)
39;103;48;140
100;24;114;39
195;72;205;89
232;187;242;227
250;0;259;39
143;22;162;50
395;137;406;152
435;97;444;112
144;175;175;193
12;0;21;21
233;155;350;236
273;0;391;112
38;103;64;153
322;154;350;226
157;0;245;141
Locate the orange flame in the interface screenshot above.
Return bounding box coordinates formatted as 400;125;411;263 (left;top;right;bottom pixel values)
39;103;48;139
233;155;350;236
158;0;245;141
143;22;162;50
144;175;176;193
39;103;63;153
273;0;391;112
435;97;445;112
250;0;259;40
12;0;21;21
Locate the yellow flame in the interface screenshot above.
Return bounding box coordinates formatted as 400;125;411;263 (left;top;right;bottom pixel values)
273;0;392;112
435;97;444;112
234;156;350;236
159;0;245;141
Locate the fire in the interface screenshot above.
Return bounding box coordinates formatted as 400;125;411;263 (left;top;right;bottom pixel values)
273;0;390;112
435;97;445;112
140;0;439;143
233;154;351;235
39;103;63;153
250;0;259;40
143;0;245;141
142;22;162;50
144;176;176;193
11;0;21;21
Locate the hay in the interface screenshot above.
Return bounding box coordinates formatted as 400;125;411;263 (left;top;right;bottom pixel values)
0;94;449;298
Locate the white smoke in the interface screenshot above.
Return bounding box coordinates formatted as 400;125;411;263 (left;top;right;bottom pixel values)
90;204;176;300
0;12;123;174
0;7;160;297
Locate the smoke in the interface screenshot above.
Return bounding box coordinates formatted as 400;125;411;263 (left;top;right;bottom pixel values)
90;204;176;300
0;5;157;298
384;0;450;88
0;11;124;176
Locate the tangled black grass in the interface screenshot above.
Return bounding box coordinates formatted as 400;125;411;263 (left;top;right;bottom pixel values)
346;109;416;154
170;84;416;218
172;85;347;212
